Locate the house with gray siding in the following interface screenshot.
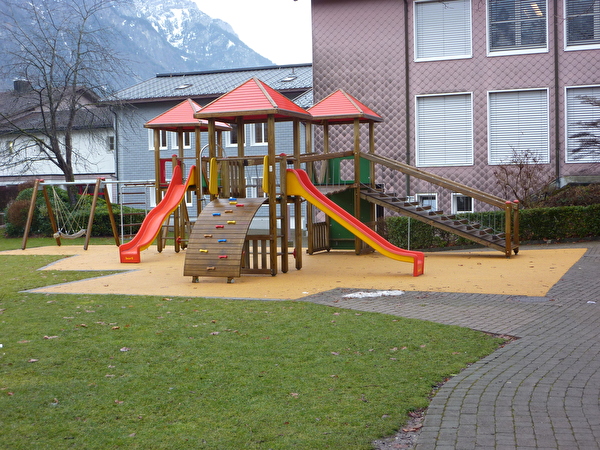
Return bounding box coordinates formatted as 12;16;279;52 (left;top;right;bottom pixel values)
311;0;600;213
109;64;313;222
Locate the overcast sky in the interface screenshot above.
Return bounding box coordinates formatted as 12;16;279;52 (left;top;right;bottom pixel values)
193;0;313;65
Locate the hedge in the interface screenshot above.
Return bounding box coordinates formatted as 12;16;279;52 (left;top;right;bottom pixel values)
386;204;600;250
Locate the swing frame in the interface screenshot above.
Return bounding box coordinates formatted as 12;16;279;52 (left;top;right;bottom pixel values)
21;178;120;250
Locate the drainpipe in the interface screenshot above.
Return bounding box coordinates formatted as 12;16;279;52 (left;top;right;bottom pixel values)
553;0;561;186
404;0;411;196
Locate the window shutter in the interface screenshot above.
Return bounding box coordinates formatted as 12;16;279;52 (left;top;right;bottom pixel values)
566;86;600;163
415;0;471;60
488;90;549;164
416;94;473;167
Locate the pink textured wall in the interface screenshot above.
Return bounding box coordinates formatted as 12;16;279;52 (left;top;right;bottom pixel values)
312;0;600;210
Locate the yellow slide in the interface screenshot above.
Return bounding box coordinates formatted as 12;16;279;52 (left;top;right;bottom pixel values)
286;169;424;276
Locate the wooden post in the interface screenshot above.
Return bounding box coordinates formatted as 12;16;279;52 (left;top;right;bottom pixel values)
305;122;315;255
103;183;120;246
512;201;520;254
293;119;303;270
237;117;246;197
208;120;217;201
172;154;180;253
504;201;512;258
153;128;163;253
280;157;289;274
353;118;361;254
368;121;376;236
43;185;61;247
83;178;102;250
21;179;41;250
267;114;277;276
195;127;202;210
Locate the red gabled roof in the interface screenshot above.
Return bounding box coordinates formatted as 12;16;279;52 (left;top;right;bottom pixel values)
145;98;231;131
308;90;383;124
194;78;312;122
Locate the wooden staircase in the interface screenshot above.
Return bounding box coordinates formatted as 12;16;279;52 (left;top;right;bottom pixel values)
359;185;517;254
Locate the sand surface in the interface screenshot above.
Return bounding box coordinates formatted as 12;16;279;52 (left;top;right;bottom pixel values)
1;244;586;299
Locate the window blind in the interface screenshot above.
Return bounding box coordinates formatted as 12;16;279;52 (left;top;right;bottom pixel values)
489;90;549;164
566;86;600;163
416;94;473;167
415;0;471;60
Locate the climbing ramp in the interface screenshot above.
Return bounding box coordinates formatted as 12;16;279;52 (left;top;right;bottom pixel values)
184;197;266;282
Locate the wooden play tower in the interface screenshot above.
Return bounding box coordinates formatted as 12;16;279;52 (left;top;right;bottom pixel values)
120;77;519;281
183;78;313;282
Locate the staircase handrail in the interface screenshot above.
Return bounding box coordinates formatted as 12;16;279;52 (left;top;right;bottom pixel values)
361;152;512;209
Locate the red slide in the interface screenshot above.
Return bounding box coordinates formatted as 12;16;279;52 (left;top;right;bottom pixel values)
286;169;424;276
120;165;196;263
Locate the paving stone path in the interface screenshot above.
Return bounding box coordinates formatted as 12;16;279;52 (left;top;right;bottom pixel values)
301;242;600;449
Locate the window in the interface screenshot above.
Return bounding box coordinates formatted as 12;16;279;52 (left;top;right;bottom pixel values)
488;89;549;164
452;194;474;213
566;0;600;48
488;0;547;54
246;177;266;198
566;86;600;163
414;0;472;61
178;132;191;149
148;129;168;150
108;136;115;151
416;194;438;211
416;93;473;167
226;124;239;147
252;123;268;145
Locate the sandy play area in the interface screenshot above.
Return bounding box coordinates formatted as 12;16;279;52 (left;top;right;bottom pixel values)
1;243;586;300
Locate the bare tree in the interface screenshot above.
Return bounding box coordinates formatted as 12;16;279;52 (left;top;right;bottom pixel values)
0;0;130;201
492;149;555;208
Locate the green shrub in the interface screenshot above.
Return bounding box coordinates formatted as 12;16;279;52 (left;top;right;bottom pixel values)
540;184;600;207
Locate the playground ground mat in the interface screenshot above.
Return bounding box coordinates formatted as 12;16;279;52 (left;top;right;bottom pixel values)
1;244;586;300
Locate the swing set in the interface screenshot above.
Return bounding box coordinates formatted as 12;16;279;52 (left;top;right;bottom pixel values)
21;177;120;250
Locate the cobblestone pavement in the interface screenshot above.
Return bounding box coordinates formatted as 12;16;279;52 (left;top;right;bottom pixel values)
300;242;600;449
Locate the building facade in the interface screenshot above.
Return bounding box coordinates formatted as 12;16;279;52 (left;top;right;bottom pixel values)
311;0;600;213
109;64;313;224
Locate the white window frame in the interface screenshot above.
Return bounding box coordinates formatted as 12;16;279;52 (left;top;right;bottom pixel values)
251;122;268;146
107;136;115;152
246;176;267;198
414;0;472;62
452;193;474;214
415;92;474;168
416;193;438;211
564;0;600;51
148;129;169;151
177;131;192;149
225;124;244;148
488;88;550;165
565;85;600;163
487;0;548;56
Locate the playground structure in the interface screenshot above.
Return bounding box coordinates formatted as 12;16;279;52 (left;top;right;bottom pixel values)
21;177;120;250
116;78;520;282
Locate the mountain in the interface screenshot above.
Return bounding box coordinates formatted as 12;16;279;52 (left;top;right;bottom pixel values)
0;0;272;89
101;0;273;83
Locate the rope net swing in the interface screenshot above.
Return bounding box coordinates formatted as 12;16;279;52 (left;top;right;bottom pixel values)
50;184;90;239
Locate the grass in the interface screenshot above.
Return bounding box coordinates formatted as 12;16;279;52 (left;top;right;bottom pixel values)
0;237;504;449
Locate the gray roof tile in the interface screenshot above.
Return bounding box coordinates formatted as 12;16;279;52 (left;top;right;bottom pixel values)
112;64;312;103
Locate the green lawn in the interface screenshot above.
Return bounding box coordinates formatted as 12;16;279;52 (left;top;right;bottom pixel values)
0;237;503;449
